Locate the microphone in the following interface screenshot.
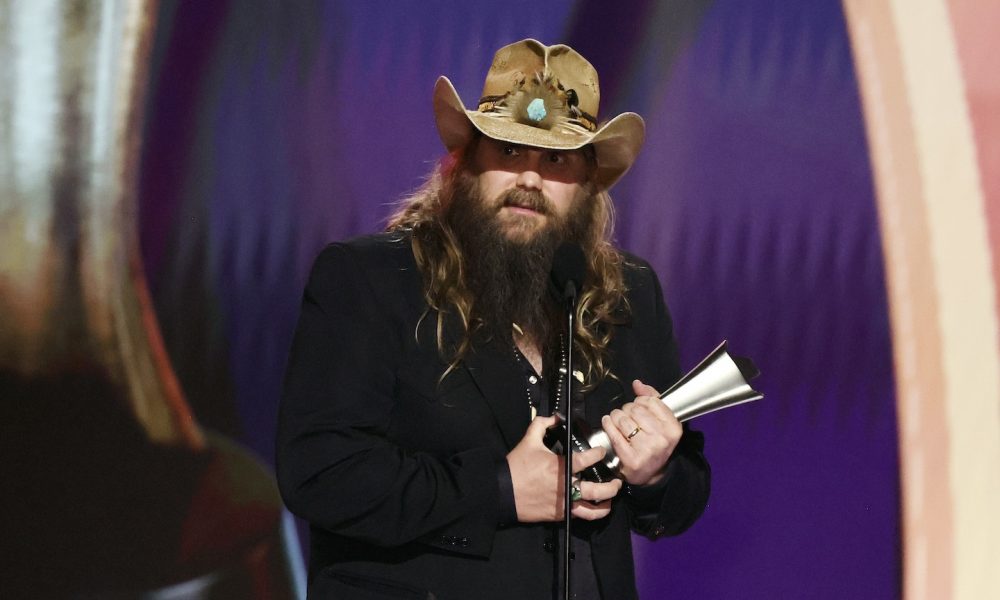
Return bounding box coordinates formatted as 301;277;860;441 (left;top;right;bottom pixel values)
549;241;585;600
550;242;586;305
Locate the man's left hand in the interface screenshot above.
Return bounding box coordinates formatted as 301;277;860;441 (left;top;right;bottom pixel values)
601;379;682;486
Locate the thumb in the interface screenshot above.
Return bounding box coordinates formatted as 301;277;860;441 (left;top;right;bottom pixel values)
632;378;660;398
524;414;558;440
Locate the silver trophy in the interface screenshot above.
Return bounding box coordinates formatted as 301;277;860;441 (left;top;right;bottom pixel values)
573;341;762;482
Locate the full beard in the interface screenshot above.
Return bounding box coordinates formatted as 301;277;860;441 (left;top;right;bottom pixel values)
444;172;593;351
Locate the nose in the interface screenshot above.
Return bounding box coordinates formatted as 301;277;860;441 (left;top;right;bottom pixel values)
515;154;543;191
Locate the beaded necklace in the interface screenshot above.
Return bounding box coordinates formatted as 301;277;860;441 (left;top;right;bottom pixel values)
512;331;569;419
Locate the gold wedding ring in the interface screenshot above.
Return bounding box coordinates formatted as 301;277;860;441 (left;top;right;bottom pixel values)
626;425;642;440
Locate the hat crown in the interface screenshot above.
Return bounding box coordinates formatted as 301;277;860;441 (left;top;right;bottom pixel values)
480;39;601;123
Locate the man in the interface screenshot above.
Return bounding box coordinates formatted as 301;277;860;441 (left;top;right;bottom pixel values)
277;39;710;599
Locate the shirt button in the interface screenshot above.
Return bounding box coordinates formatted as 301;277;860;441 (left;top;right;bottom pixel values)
528;375;538;384
543;540;555;553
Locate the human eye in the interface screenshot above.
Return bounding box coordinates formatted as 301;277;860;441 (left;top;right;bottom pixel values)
501;144;520;157
547;151;566;164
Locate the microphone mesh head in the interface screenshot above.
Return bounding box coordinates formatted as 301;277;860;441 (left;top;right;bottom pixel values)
550;243;586;300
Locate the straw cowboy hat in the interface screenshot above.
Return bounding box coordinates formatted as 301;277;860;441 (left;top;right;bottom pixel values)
433;38;646;190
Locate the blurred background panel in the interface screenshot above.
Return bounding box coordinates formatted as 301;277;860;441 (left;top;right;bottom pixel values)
138;1;898;597
4;0;998;598
1;0;298;597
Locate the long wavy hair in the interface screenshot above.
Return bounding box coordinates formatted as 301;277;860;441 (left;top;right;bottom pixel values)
386;137;629;389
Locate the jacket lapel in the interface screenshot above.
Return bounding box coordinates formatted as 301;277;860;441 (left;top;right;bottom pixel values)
462;339;528;450
398;235;530;450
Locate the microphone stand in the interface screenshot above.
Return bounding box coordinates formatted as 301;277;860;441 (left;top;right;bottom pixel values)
561;282;577;600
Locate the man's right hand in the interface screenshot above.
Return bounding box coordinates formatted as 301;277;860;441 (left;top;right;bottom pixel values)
506;415;623;523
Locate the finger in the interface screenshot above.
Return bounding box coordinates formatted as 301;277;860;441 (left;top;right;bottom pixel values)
635;394;677;422
626;403;662;433
525;414;558;440
570;446;606;472
571;502;612;521
609;407;637;437
633;401;678;432
632;379;660;398
626;400;668;433
570;479;620;520
578;479;622;503
602;415;637;462
631;401;682;443
612;408;643;442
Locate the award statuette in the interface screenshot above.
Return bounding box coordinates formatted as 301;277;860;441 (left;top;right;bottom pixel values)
548;341;762;483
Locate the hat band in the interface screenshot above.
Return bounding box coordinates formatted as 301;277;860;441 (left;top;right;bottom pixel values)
477;95;598;133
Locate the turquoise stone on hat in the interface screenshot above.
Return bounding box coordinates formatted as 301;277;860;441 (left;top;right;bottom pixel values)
526;98;546;122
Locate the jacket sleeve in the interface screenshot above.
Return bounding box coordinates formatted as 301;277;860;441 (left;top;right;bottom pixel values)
625;426;710;538
275;243;501;557
620;260;711;539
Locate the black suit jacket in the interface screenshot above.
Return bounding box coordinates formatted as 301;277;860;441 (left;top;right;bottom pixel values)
276;232;709;599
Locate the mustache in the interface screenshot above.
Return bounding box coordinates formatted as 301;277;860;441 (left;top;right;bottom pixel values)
498;189;552;215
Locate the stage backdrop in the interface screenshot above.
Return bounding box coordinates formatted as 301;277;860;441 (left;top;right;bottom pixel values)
139;1;897;598
5;0;999;598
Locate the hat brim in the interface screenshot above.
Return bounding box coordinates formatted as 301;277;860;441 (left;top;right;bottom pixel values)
433;76;645;190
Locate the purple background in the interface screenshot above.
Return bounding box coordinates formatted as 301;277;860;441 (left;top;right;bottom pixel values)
139;1;899;597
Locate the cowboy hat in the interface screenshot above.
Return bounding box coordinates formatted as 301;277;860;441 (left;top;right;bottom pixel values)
433;39;645;190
